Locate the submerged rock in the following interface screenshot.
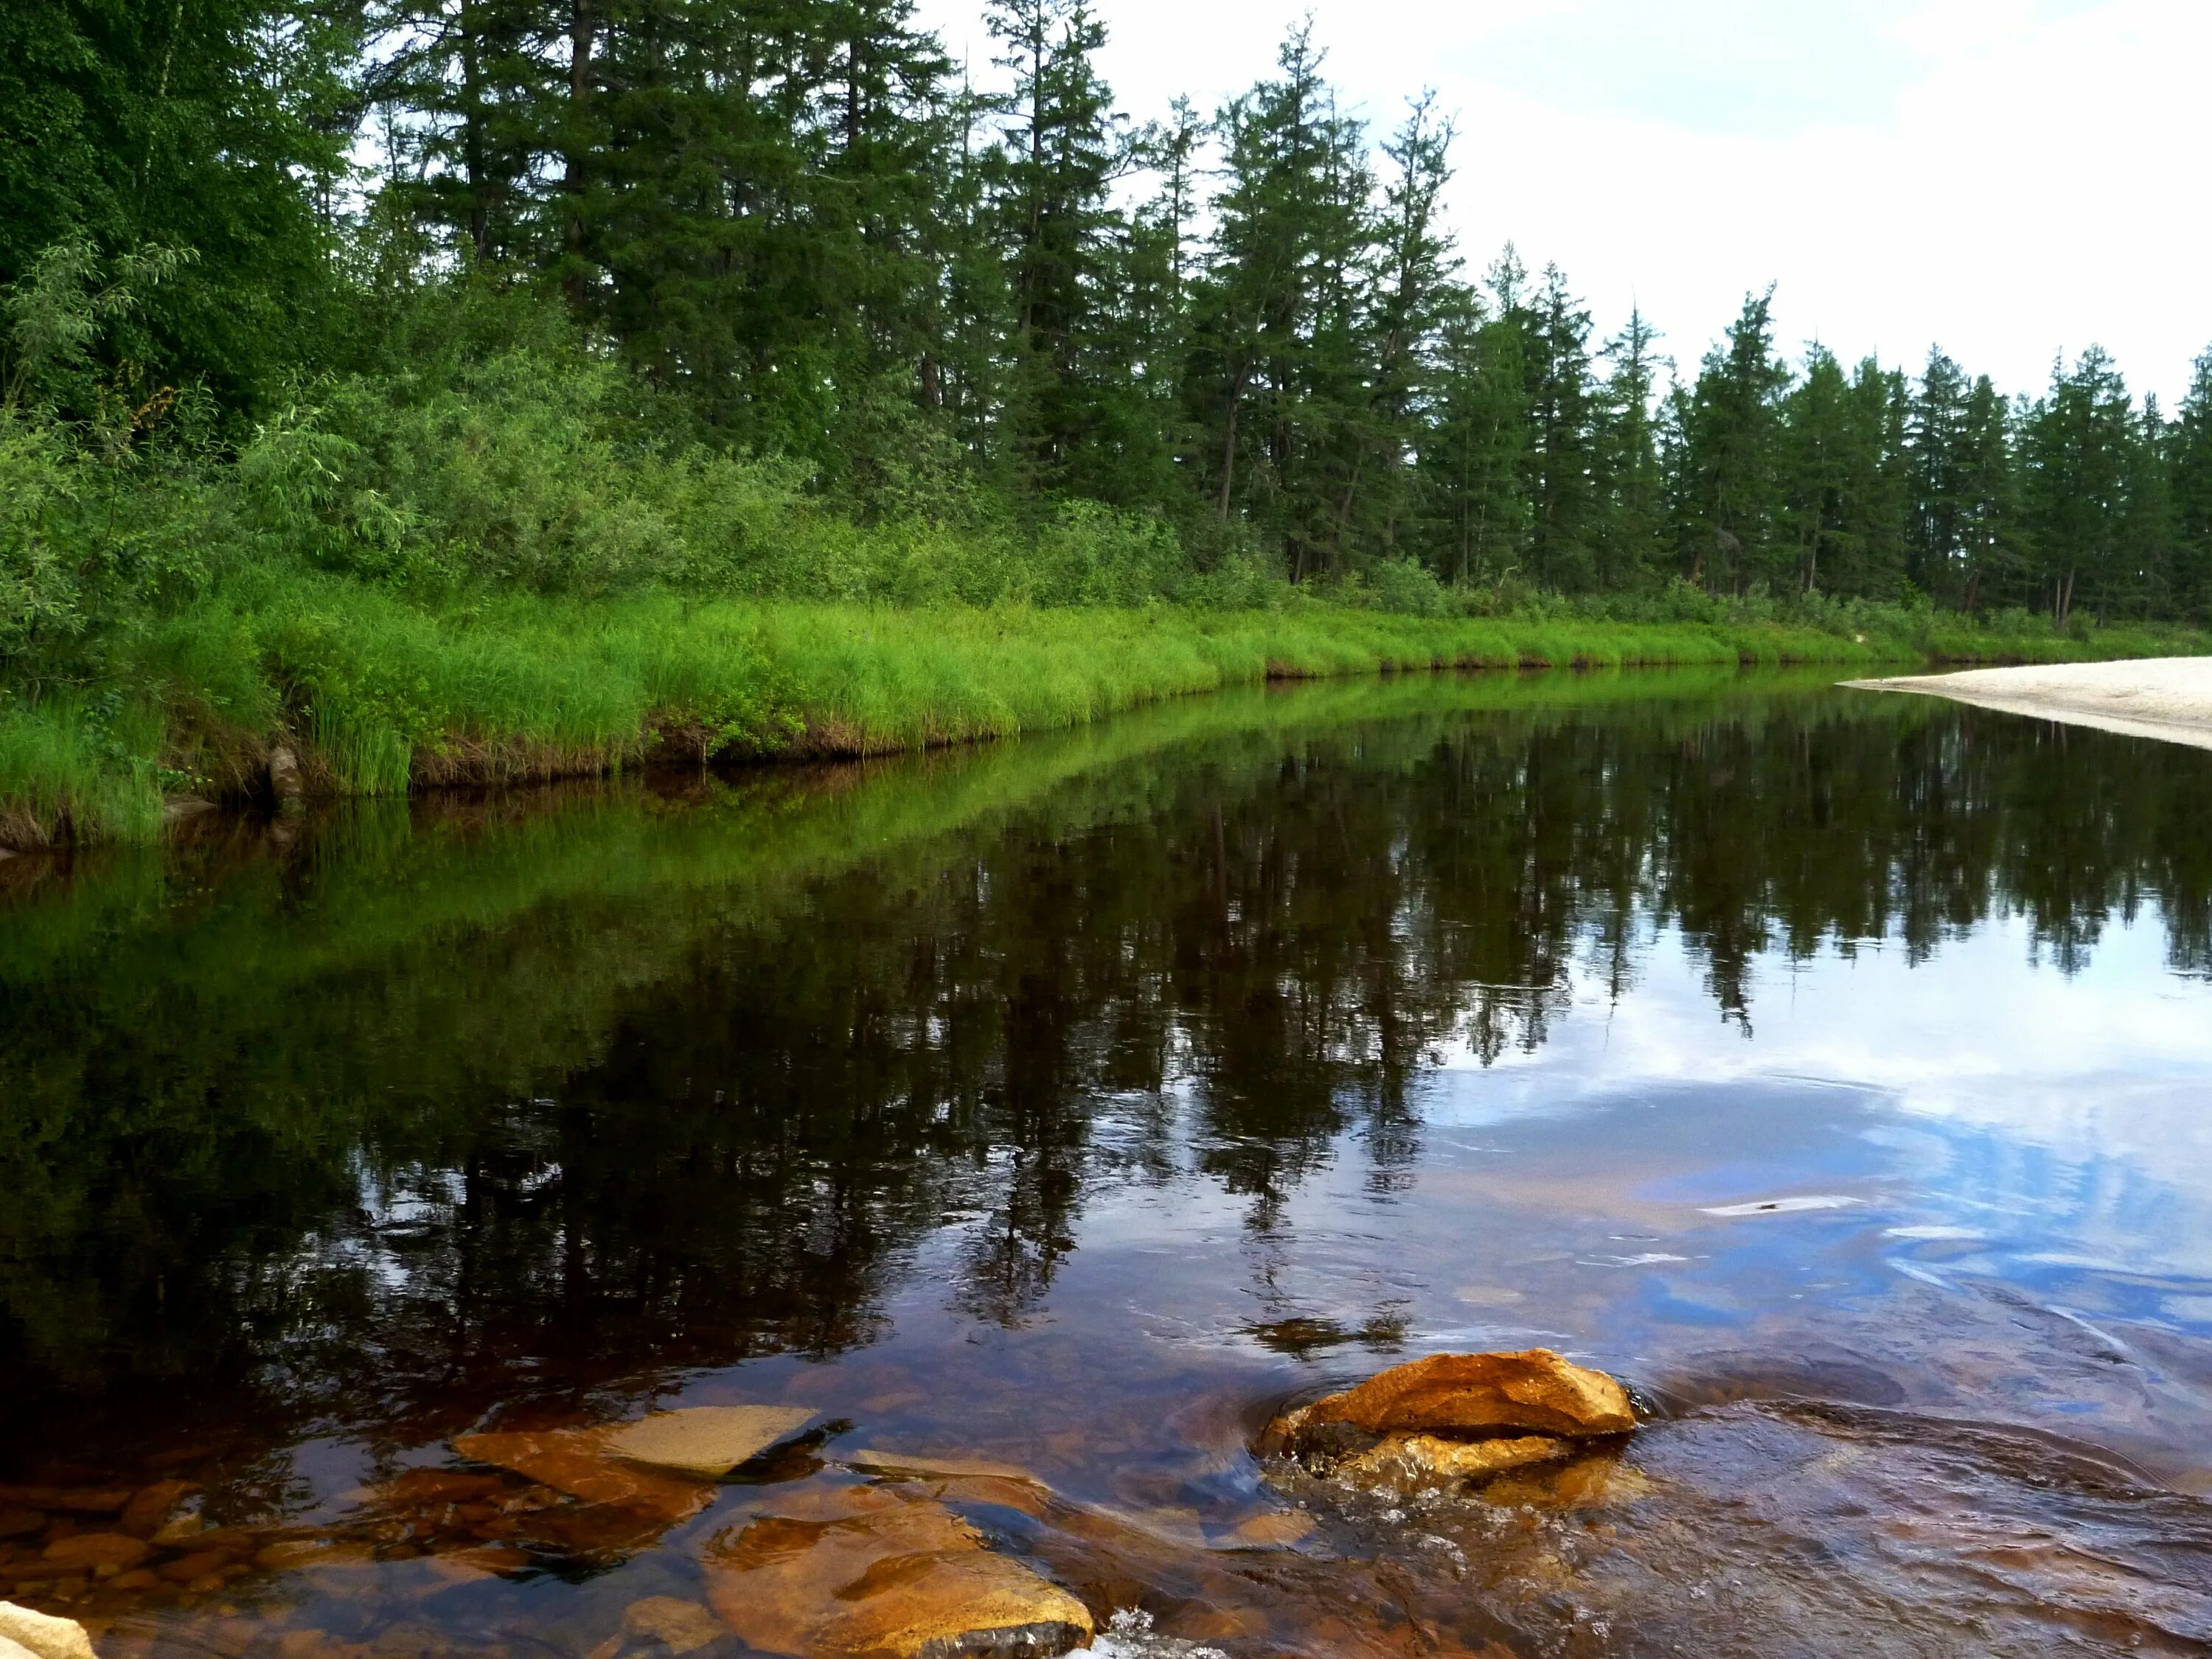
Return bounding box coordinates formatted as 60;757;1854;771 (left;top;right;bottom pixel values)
1280;1349;1633;1445
1478;1452;1652;1510
117;1482;196;1540
1225;1509;1315;1548
621;1596;723;1655
705;1484;1093;1658
451;1430;712;1523
39;1534;151;1573
1333;1433;1572;1492
602;1406;818;1477
841;1450;1040;1485
453;1405;817;1526
0;1604;97;1659
818;1550;1094;1658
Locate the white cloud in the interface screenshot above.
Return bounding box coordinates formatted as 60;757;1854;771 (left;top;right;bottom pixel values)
915;0;2212;401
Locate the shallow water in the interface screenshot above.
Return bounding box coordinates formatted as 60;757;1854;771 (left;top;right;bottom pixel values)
6;668;2212;1657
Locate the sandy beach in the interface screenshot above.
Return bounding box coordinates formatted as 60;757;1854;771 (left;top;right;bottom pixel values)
1844;657;2212;751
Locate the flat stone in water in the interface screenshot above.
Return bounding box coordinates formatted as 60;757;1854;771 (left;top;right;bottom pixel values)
841;1450;1042;1484
620;1596;722;1655
602;1405;818;1476
450;1431;711;1522
39;1537;148;1574
706;1486;1092;1658
814;1551;1093;1658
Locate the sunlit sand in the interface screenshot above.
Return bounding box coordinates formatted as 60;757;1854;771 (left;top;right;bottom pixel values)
1847;656;2212;750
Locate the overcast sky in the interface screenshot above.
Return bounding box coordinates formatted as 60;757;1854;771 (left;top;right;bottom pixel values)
912;0;2209;404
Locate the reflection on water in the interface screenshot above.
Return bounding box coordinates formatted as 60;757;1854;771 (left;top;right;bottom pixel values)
4;669;2212;1655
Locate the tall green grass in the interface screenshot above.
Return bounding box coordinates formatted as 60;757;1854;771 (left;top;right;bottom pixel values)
0;698;167;846
2;585;2207;849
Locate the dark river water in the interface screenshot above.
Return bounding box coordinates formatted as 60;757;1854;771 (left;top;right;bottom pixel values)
6;669;2212;1658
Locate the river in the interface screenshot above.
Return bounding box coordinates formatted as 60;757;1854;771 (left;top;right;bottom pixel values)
4;668;2211;1657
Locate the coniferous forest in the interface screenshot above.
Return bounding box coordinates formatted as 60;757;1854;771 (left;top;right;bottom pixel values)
5;0;2212;841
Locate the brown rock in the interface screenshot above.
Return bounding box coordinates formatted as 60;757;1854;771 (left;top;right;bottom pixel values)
268;746;303;802
1334;1433;1571;1492
919;1477;1050;1520
253;1540;378;1572
1228;1510;1316;1548
1479;1453;1652;1511
439;1545;529;1576
108;1571;157;1593
1290;1350;1634;1442
451;1432;711;1523
374;1471;507;1509
811;1550;1092;1658
40;1537;149;1575
621;1596;723;1655
601;1407;816;1477
840;1450;1038;1485
148;1515;210;1548
1165;1604;1270;1644
118;1484;195;1540
706;1488;1091;1658
156;1551;232;1585
0;1519;42;1544
0;1602;97;1659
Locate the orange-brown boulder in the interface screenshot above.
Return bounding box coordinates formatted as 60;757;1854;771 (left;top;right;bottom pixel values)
117;1483;196;1540
704;1486;1092;1658
810;1549;1092;1658
39;1534;150;1573
1287;1349;1633;1442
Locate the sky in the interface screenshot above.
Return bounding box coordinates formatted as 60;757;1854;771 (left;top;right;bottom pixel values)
911;0;2210;405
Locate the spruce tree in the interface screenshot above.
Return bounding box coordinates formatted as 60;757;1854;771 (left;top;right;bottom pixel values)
2021;347;2138;624
1368;94;1459;557
1416;290;1527;585
1186;24;1374;577
1906;349;1969;605
1669;288;1790;593
1588;307;1665;591
2;0;357;406
2174;348;2212;621
1522;265;1596;590
984;0;1127;498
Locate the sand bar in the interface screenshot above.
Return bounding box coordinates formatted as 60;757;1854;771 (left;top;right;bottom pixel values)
1843;657;2212;751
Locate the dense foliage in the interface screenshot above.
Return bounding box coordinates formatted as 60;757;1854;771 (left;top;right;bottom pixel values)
7;0;2212;623
3;0;2210;842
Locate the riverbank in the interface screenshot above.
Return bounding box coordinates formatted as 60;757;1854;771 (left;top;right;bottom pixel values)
1847;656;2212;751
3;591;2205;850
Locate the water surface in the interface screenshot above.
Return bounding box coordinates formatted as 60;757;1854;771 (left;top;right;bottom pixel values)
5;669;2212;1657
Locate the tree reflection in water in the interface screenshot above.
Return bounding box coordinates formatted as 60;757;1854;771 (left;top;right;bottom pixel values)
2;674;2209;1473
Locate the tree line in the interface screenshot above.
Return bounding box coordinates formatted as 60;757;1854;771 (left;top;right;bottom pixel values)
7;0;2212;620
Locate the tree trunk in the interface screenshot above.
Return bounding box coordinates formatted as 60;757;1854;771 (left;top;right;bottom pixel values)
462;7;488;259
1216;370;1245;518
562;0;594;307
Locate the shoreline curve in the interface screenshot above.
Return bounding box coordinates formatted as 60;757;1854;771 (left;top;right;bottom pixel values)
1843;657;2212;751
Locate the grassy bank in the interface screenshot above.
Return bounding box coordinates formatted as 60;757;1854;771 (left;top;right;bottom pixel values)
3;581;2205;850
